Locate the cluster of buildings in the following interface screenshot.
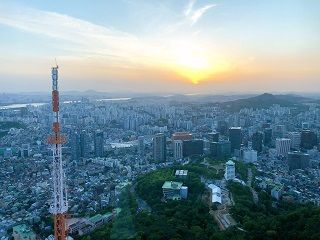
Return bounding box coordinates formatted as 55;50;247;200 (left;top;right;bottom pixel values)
0;95;320;238
12;224;36;240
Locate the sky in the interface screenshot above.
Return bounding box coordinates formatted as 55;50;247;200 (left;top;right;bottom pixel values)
0;0;319;94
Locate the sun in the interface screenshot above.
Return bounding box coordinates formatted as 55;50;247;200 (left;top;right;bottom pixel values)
170;44;214;84
162;40;231;84
176;52;211;84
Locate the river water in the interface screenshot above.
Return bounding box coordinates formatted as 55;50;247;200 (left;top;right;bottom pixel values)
0;98;132;110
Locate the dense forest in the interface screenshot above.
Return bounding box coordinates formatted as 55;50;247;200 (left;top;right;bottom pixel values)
80;165;320;240
228;182;320;240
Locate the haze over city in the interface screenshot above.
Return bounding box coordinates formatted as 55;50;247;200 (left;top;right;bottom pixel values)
0;0;319;93
2;1;320;240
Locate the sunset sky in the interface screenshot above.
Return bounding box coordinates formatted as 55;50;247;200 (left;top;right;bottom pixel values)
0;0;319;93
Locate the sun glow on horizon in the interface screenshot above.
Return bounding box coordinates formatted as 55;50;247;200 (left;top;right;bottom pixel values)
175;50;210;84
1;1;318;92
168;42;231;84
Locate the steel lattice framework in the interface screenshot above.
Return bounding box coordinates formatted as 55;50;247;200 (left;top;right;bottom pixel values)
48;65;68;240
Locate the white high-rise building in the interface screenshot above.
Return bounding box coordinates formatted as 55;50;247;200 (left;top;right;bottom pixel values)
225;160;235;180
173;140;183;160
287;132;301;150
276;138;291;157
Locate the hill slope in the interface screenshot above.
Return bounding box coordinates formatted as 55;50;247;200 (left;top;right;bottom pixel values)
219;93;309;112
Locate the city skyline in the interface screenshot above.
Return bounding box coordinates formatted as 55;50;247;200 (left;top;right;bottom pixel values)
0;0;319;93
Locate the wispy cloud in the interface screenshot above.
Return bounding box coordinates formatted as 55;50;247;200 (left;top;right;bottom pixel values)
0;3;217;69
0;2;222;85
0;5;163;69
184;0;216;25
184;0;196;16
190;4;216;25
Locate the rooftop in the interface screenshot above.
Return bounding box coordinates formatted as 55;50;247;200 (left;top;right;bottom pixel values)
89;214;103;223
226;160;235;165
103;212;113;219
288;151;309;156
175;170;188;176
162;181;183;190
172;132;192;136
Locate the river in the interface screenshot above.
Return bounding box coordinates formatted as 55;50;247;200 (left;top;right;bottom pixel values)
0;98;132;110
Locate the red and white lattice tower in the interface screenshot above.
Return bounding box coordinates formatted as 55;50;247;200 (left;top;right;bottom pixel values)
48;65;68;240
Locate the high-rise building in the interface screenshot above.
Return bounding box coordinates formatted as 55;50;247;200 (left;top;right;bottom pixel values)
70;131;81;161
276;138;291;157
153;133;166;162
70;130;90;160
94;130;104;157
273;125;286;138
138;136;145;155
124;116;138;130
252;131;263;153
287;132;301;150
173;140;183;160
225;160;235;180
80;130;90;158
229;127;242;153
208;132;219;142
210;141;231;159
288;151;310;170
263;128;272;147
21;144;30;158
243;149;257;163
302;122;310;130
182;139;203;157
300;130;317;150
217;121;228;135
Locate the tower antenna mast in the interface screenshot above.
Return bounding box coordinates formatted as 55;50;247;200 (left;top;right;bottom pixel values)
48;64;68;240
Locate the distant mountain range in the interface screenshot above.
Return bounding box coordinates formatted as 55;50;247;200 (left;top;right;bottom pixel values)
218;93;314;112
1;91;319;110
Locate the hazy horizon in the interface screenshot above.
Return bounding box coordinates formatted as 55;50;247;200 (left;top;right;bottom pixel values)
1;90;320;98
0;0;319;93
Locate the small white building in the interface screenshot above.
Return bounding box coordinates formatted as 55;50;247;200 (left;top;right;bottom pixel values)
225;160;235;180
208;184;222;204
175;170;188;178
